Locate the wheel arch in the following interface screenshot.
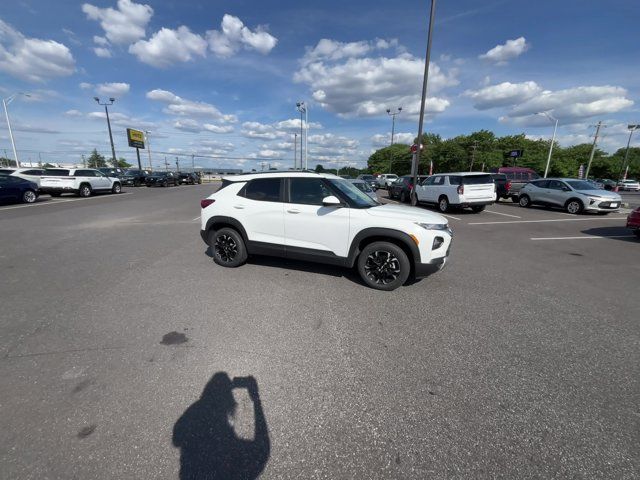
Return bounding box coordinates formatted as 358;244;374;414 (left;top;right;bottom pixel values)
347;228;420;269
204;216;249;246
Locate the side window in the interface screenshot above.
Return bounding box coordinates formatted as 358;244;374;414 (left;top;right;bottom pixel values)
447;176;461;186
243;178;282;202
22;169;42;175
535;180;550;188
548;180;563;190
422;177;435;186
289;178;332;205
433;176;444;186
505;172;514;180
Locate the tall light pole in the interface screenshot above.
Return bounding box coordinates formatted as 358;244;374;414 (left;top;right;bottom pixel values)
537;112;558;178
2;92;30;167
94;97;117;168
293;133;298;170
386;107;402;173
585;120;604;179
144;130;153;170
296;101;307;170
616;124;639;190
411;0;437;205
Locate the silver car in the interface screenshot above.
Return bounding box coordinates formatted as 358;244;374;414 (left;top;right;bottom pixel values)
519;178;622;214
348;179;379;202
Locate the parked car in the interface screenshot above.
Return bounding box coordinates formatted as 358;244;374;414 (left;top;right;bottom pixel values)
618;179;640;191
594;178;617;190
0;175;39;203
496;167;540;202
39;168;122;197
98;167;127;178
0;167;45;188
200;172;452;291
347;178;378;202
490;173;511;202
356;174;378;190
415;172;496;213
178;172;200;185
146;171;179;187
626;207;640;238
518;178;622;214
388;175;429;203
122;169;150;187
377;173;399;189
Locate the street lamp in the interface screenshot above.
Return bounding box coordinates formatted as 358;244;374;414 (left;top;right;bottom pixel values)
616;124;640;190
2;92;30;167
144;130;153;170
386;106;402;173
537;112;558;178
296;101;307;170
94;96;118;168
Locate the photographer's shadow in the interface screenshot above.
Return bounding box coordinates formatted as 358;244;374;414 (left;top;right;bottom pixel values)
173;372;270;480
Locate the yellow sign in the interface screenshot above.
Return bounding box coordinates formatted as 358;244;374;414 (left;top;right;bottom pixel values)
127;128;145;149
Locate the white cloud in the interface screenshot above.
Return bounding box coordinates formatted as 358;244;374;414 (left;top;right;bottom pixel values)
203;123;234;134
479;37;529;65
79;82;93;89
129;26;207;67
88;110;155;129
65;109;83;117
82;0;153;45
172;119;235;134
96;82;130;97
206;14;277;58
463;81;542;110
146;89;236;122
295;38;457;118
241;119;322;140
0;19;75;82
94;47;112;58
371;132;414;147
275;118;322;130
93;35;109;46
308;133;358;149
301;38;397;65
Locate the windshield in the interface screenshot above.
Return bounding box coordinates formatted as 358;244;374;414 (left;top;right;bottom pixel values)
567;180;599;190
352;182;372;193
329;179;378;208
359;175;374;181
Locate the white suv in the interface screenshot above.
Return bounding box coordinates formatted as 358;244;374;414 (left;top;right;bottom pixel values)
377;174;398;189
415;172;496;213
200;172;452;291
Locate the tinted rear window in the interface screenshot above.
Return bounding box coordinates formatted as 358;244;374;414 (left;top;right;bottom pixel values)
462;175;493;185
42;169;70;176
242;178;281;202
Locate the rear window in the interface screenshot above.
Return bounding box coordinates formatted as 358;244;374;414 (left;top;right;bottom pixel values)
491;174;506;181
0;169;15;174
462;175;493;185
241;178;282;202
42;169;70;176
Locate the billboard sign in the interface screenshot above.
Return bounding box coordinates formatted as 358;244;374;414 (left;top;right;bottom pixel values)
127;128;145;149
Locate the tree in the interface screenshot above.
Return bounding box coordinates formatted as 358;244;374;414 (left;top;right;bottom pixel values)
117;157;132;168
367;144;412;175
87;149;107;168
314;164;325;173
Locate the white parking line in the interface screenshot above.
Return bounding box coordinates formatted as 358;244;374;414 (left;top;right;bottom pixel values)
484;209;521;218
441;213;461;221
469;217;627;225
531;235;636;241
0;193;132;212
191;216;200;221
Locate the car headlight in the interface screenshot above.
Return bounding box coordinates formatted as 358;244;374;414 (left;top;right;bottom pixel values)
416;222;449;231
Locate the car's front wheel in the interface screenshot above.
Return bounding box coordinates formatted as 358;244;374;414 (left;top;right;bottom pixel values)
519;195;531;208
357;241;410;291
438;196;449;213
78;184;92;197
112;182;122;194
211;227;248;268
22;189;37;203
566;199;583;214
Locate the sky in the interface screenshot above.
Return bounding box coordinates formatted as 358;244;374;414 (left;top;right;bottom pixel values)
0;0;638;171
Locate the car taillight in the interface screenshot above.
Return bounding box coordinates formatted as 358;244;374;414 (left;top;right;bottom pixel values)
200;198;215;208
457;185;464;195
506;181;511;191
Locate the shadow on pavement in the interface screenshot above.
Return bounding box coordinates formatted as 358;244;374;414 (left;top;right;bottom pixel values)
173;372;270;480
581;226;639;243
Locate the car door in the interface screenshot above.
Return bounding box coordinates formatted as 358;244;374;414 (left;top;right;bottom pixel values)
0;176;20;200
234;177;286;247
93;171;112;190
416;175;435;202
284;177;350;258
527;180;549;204
546;180;568;206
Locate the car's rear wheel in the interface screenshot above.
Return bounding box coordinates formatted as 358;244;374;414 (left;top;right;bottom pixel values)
511;195;519;203
471;205;485;213
634;230;640;238
438;196;449;213
400;190;407;203
78;184;92;197
111;182;121;194
519;195;531;208
566;199;583;214
358;242;410;291
211;227;247;268
22;189;37;203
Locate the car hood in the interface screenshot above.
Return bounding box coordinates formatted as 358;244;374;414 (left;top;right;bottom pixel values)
365;203;448;224
575;189;621;200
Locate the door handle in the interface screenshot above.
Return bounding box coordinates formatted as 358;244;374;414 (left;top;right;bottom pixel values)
233;205;245;209
287;209;300;214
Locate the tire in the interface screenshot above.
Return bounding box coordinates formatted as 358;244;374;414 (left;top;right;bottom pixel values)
495;196;500;202
211;228;248;268
400;190;407;203
112;182;122;194
162;181;168;187
471;205;486;213
357;241;410;291
438;196;449;213
22;189;37;203
565;199;583;215
511;195;519;203
519;195;531;208
78;184;92;197
134;180;140;187
634;230;640;238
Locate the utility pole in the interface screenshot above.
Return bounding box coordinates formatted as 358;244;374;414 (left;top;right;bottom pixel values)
191;154;195;172
296;101;307;169
82;154;86;168
616;124;639;191
93;97;117;168
144;130;152;170
3;92;31;168
411;0;437;205
38;152;42;167
175;156;180;172
386;107;402;173
585;121;604;179
469;141;478;171
537;112;559;178
294;133;298;170
164;156;169;171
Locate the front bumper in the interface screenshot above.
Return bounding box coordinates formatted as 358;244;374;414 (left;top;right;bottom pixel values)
414;254;449;278
585;198;621;212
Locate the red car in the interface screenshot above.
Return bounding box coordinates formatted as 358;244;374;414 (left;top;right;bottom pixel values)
627;207;640;238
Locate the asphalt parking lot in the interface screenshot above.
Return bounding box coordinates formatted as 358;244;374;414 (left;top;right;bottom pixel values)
1;184;638;479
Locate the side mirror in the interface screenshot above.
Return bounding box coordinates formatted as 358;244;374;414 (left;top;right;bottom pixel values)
322;195;342;207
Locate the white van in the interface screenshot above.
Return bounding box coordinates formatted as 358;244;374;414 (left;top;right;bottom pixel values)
415;172;496;213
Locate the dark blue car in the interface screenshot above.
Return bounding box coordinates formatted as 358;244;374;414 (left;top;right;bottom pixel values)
0;175;39;203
